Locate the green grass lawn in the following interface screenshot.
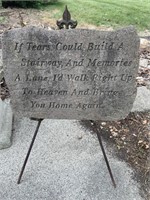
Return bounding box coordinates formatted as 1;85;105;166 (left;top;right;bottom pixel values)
40;0;150;30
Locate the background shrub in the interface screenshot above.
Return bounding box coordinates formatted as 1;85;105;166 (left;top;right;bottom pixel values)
2;0;58;8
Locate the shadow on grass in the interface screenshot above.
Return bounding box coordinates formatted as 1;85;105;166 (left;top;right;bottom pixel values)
39;1;66;10
95;0;150;15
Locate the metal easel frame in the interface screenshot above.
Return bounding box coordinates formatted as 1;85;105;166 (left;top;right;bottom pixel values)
17;6;116;188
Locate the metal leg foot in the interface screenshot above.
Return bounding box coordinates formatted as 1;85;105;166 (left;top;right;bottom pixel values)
92;121;116;188
17;119;43;184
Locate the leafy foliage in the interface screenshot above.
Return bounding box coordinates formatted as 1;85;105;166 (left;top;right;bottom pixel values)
2;0;58;8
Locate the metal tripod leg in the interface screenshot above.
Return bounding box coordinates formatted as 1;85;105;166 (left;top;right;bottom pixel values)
93;121;116;188
17;118;43;184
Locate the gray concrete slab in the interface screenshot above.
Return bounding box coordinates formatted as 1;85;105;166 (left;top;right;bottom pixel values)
0;49;2;69
132;86;150;112
0;49;3;81
0;99;13;149
0;118;143;200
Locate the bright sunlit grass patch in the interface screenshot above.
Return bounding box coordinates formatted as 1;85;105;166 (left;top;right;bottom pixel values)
40;0;150;30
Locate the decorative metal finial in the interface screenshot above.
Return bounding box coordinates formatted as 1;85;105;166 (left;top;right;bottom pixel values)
57;6;77;29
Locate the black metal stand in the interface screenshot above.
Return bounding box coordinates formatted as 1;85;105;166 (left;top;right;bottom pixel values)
93;121;116;188
17;6;116;188
17;119;116;188
17;118;43;184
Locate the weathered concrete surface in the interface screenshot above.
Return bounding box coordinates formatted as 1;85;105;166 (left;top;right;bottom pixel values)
0;98;13;149
0;69;3;81
0;118;144;200
0;49;3;81
0;49;2;68
132;86;150;112
0;33;3;81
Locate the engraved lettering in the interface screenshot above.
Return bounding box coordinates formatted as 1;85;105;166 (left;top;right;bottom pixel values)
76;103;102;110
15;74;21;81
53;74;63;81
66;74;89;81
27;42;53;51
31;101;45;108
23;88;33;95
26;74;48;82
87;59;132;67
37;88;68;96
92;74;118;82
121;74;133;82
21;58;63;68
49;102;72;109
56;42;83;50
71;89;90;96
65;59;84;67
117;42;123;50
3;27;139;120
87;42;114;51
14;42;24;53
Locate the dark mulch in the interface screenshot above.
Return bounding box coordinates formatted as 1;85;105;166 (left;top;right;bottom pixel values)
80;50;150;199
81;112;150;200
0;77;10;100
137;51;150;87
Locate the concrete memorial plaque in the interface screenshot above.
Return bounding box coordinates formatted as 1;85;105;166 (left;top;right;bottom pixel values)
2;26;139;120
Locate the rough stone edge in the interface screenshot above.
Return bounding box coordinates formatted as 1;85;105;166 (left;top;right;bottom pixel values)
0;98;13;150
2;26;140;121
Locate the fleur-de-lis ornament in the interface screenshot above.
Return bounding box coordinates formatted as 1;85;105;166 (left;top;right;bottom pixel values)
57;6;77;29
